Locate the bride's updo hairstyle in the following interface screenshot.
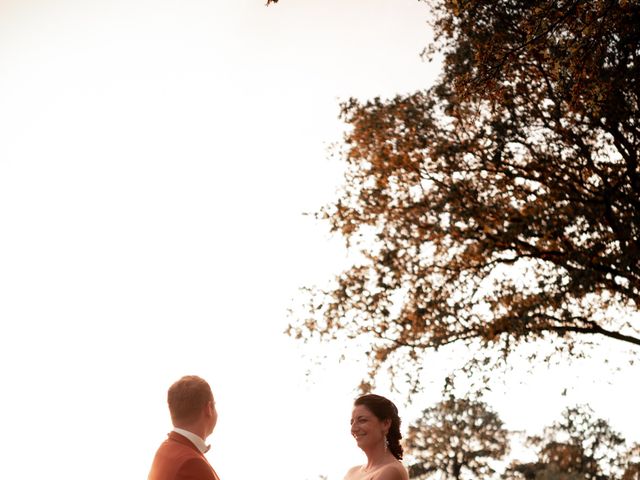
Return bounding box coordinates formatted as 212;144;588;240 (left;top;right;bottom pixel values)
354;393;404;460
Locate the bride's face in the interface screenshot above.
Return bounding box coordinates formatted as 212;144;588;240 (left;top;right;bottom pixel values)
350;405;389;451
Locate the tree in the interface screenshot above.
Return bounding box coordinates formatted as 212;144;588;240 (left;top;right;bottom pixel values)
506;405;628;480
405;401;637;480
405;396;509;479
288;0;640;388
511;463;587;480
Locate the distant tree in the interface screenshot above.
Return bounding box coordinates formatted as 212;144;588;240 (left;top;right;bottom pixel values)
405;396;509;480
505;405;628;480
288;0;640;388
511;463;587;480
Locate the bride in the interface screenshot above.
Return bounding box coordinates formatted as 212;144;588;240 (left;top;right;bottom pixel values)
344;394;409;480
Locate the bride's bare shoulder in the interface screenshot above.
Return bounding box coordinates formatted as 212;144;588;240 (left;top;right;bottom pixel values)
343;465;364;480
375;462;409;480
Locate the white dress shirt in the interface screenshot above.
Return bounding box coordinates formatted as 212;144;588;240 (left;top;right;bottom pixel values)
172;427;210;454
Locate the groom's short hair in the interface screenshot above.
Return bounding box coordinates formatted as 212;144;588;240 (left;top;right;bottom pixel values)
167;375;213;425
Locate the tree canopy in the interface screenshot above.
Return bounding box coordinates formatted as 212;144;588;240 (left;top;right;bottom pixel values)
288;0;640;389
506;406;632;480
406;396;509;480
405;400;638;480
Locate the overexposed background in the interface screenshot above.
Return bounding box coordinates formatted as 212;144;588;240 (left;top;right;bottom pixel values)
0;1;637;480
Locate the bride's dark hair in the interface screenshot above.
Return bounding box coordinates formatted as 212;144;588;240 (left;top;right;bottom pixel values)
354;393;404;460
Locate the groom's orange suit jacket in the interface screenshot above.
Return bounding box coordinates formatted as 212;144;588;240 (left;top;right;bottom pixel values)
148;431;221;480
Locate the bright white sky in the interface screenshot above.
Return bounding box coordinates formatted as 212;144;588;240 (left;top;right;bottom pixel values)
0;1;637;480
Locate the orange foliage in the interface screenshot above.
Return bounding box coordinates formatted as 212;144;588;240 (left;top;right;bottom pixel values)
288;0;640;391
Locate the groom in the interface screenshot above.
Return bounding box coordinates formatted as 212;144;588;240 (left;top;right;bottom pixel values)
148;375;221;480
